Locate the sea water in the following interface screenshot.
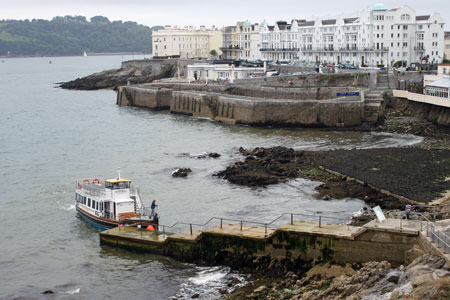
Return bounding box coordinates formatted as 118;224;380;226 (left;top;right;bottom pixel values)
0;55;422;299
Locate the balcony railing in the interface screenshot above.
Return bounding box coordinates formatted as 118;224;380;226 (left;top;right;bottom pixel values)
260;47;299;52
220;45;241;50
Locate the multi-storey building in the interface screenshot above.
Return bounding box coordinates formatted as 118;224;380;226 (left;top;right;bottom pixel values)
220;26;238;60
259;4;445;67
152;25;223;59
221;21;262;61
445;32;450;61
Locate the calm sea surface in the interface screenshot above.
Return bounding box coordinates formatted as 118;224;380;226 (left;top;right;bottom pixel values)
0;55;422;299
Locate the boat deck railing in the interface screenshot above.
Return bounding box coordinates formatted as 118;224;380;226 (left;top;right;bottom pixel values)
82;184;107;197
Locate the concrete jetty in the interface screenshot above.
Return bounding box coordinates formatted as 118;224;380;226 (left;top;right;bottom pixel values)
100;217;450;267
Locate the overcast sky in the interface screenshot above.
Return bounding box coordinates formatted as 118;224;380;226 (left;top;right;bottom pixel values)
1;0;448;30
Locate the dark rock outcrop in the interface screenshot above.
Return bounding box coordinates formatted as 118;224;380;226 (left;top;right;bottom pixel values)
172;168;192;177
58;63;176;90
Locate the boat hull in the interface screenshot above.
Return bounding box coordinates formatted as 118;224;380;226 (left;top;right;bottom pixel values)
76;205;119;230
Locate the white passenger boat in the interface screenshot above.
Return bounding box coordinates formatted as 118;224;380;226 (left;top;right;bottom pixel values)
75;172;153;230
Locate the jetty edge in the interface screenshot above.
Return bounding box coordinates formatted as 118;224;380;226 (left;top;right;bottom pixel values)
99;213;450;277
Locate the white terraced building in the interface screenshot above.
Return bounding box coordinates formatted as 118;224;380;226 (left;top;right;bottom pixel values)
255;3;445;67
152;25;222;59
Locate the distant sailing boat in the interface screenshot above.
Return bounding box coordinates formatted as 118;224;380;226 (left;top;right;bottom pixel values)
83;51;87;57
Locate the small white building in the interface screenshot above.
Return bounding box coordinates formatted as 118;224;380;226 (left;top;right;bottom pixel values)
425;77;450;99
187;64;264;83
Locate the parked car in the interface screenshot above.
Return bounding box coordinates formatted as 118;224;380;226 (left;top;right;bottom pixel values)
266;71;279;77
344;64;357;69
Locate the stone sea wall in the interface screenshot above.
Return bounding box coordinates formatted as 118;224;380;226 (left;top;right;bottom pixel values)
117;86;365;127
234;72;373;88
395;98;450;125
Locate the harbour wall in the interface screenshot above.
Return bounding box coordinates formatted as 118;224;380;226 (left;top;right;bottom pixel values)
100;222;425;268
234;72;373;88
391;91;450;125
117;85;366;127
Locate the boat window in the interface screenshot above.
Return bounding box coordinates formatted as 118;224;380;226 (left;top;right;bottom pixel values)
105;181;130;189
88;198;91;207
83;196;86;205
92;200;96;209
96;202;99;210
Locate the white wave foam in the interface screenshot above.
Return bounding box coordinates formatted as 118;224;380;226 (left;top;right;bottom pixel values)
62;204;75;211
66;288;80;295
189;269;227;285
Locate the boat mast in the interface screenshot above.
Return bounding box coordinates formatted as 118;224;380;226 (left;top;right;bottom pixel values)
117;168;121;180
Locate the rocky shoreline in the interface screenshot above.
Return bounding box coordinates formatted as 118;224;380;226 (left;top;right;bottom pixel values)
211;106;450;299
220;254;450;300
58;63;176;90
214;146;450;208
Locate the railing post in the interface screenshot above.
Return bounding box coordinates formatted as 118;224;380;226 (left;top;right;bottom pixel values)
240;220;243;231
319;216;322;228
163;225;165;235
190;224;193;235
220;218;223;229
426;221;429;237
265;224;267;234
291;213;293;225
400;218;402;230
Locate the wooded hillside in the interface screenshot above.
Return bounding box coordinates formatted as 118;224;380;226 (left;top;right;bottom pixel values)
0;16;162;56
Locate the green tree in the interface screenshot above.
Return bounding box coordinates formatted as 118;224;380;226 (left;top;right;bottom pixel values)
443;54;450;64
209;49;218;57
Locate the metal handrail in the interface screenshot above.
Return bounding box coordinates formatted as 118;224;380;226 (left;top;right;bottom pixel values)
416;213;450;254
156;212;354;236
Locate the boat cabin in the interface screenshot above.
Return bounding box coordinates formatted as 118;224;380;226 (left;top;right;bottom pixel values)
75;178;142;222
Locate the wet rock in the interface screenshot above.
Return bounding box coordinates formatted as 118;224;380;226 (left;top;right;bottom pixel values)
385;270;402;283
197;152;221;159
254;285;267;293
42;290;55;294
208;152;221;158
172;168;192;177
59;63;176;90
191;293;200;299
219;288;228;294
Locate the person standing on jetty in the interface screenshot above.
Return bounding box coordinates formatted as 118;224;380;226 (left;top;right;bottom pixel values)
151;200;157;217
153;213;159;232
405;203;413;219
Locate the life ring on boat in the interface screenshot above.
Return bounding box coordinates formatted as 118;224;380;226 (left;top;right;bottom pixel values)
83;179;90;185
92;178;100;185
77;182;82;189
